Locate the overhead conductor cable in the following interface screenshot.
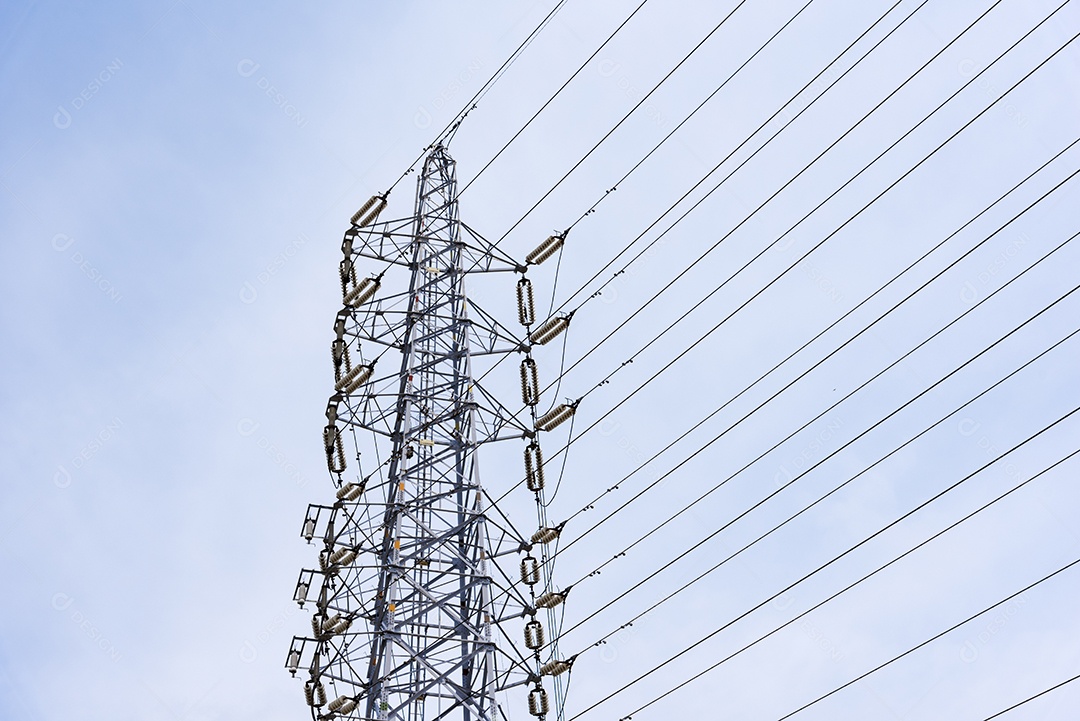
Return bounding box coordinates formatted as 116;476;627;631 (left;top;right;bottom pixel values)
518;276;536;326
556;233;1080;615
548;134;1080;564
568;407;1080;719
500;5;1080;505
548;0;1056;398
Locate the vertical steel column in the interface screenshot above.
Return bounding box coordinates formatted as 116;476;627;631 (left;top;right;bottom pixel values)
289;144;541;721
364;146;498;720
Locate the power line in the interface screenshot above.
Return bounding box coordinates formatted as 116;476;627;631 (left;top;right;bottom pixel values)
555;135;1079;532
470;0;925;399
488;241;1080;626
618;442;1080;720
556;164;1080;537
561;271;1080;639
561;0;824;230
547;0;1070;401
495;17;1080;506
776;556;1080;718
558;0;1013;325
458;0;653;196
386;0;571;194
308;4;1079;717
568;407;1080;719
982;672;1080;720
550;0;926;314
494;0;752;244
624;457;1080;721
556;232;1080;637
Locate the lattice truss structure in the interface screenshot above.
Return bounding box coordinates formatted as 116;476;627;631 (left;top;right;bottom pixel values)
287;146;577;721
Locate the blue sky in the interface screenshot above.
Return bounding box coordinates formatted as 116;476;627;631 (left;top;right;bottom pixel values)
2;1;1079;719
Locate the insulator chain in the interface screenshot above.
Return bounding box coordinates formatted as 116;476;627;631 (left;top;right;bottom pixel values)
304;679;326;708
298;206;582;720
521;555;542;586
335;362;374;395
336;481;364;502
344;274;380;308
531;314;571;346
295;201;396;711
517;247;576;719
517;276;536;326
327;695;358;714
322;230;388;476
525;442;545;491
323;424;345;475
339;258;357;301
526;231;567;266
331;339;351;381
349;193;386;228
536;402;577;432
528;686;549;718
521;357;541;407
291;471;367;703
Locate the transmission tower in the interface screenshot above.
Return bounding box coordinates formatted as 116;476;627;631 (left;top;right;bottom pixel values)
287;145;575;721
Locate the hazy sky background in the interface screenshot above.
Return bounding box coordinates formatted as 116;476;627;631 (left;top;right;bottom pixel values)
2;1;1079;719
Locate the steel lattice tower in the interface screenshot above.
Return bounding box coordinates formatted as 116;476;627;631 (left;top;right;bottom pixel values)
288;146;569;721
